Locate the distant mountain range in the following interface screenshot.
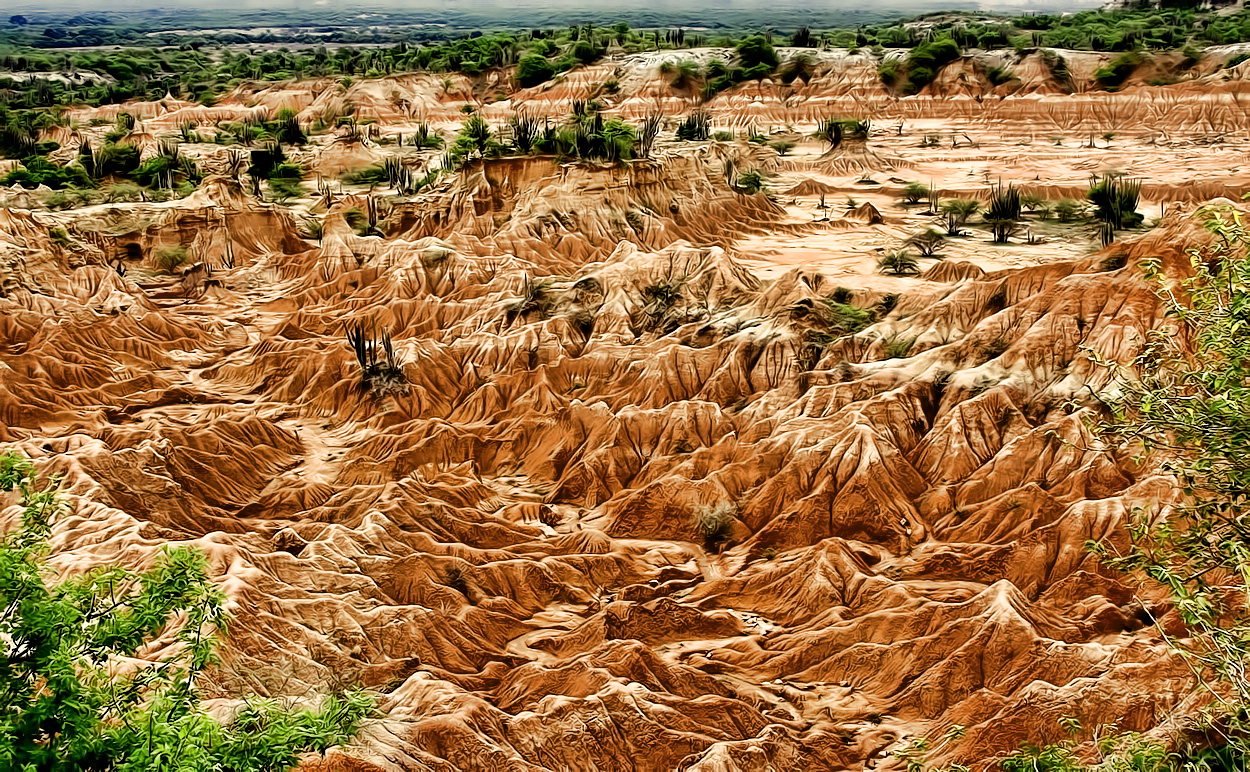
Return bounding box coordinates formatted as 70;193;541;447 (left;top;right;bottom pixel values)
5;0;1108;35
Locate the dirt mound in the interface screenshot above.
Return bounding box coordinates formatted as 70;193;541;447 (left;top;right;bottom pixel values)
922;259;985;282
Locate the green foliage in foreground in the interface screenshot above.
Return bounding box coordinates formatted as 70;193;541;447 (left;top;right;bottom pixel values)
1003;204;1250;772
0;451;372;771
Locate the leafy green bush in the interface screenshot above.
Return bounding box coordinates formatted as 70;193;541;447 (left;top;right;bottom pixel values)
1095;50;1145;91
986;64;1018;86
343;164;388;186
1;156;93;190
103;181;145;203
736;36;779;71
735;169;766;194
1225;51;1250;69
450;114;503;162
814;117;871;152
819;299;874;334
0;451;373;771
247;143;287;180
94;142;141;178
571;40;600;65
273;108;306;145
267;177;304;202
882;336;916;359
878;59;901;88
989;219;1018;243
516;53;555;87
903;38;961;94
906;228;946;257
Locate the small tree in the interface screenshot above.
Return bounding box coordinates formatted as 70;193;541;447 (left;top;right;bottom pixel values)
1021;192;1046;211
0;451;372;770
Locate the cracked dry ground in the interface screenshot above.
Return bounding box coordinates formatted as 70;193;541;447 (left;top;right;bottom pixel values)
0;149;1208;771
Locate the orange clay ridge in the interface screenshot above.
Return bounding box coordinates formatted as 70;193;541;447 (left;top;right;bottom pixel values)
1;46;1245;771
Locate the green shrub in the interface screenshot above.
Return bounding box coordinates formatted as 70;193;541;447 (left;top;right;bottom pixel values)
693;502;737;550
572;40;600;64
1095;50;1145;91
1;157;93;190
736;36;779;71
95;142;141;178
901;181;929;204
343;164;389;186
985;180;1022;221
247;143;286;180
882;336;916;359
1225;51;1250;69
1092;208;1250;771
517;54;556;87
878;250;921;275
675;111;712;142
1054;198;1085;222
878;59;901;88
155;245;190;272
450;113;502;161
103;181;145;203
736;169;766;194
1087;174;1143;229
815;117;871;149
0;451;373;772
941;199;980;235
989;219;1018;243
820;299;874;334
906;228;946;257
903;38;961;94
267;177;304;202
986;65;1017;86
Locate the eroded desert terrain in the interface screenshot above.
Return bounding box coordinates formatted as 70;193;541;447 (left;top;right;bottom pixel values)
3;45;1247;770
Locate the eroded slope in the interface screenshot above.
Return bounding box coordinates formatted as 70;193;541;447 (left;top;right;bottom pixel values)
0;150;1205;771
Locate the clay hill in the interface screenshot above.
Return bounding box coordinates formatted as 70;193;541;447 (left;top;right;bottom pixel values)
0;47;1241;772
